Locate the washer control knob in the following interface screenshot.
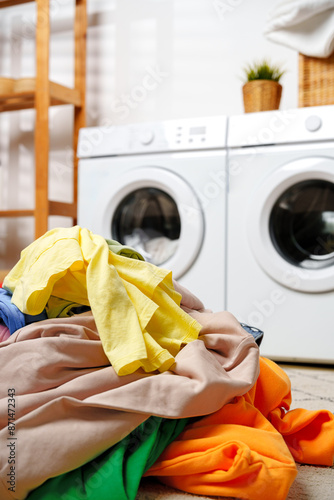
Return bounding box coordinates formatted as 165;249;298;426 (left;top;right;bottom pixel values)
305;115;322;132
140;130;154;145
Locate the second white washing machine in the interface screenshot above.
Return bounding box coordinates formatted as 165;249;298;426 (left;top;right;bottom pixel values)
77;116;228;312
227;105;334;364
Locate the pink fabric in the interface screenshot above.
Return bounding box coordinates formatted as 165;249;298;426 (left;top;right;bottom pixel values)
0;322;10;343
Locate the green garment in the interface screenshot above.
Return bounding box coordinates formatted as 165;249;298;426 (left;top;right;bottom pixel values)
46;295;91;318
106;238;145;261
27;416;189;500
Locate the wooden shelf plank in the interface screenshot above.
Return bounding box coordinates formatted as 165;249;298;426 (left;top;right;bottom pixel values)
0;204;77;219
49;201;77;218
0;82;82;112
0;0;34;8
50;81;82;106
0;209;35;217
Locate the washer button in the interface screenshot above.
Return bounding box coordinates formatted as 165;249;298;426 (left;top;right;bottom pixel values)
140;130;154;145
305;115;322;132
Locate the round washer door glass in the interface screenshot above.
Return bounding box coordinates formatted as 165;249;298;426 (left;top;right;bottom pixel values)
247;157;334;293
112;187;181;265
97;166;204;280
270;179;334;269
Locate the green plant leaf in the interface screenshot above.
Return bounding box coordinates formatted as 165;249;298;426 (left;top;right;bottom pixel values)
243;59;285;82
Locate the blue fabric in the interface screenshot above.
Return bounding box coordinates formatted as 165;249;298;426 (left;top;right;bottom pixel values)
0;288;48;335
240;323;264;346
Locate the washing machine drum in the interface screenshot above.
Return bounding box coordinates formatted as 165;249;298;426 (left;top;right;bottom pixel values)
248;157;334;293
95;166;204;279
270;179;334;270
112;187;181;265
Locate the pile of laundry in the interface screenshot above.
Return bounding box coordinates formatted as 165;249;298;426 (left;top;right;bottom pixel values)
0;226;333;500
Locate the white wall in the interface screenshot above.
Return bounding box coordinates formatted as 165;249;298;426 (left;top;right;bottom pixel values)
0;0;298;269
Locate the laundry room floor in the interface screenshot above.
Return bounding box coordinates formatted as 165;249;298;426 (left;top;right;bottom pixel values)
280;363;334;500
136;363;334;500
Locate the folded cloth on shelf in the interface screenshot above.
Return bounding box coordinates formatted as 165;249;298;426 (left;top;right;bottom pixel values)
0;310;259;500
264;0;334;57
2;226;202;375
145;357;334;500
0;288;47;335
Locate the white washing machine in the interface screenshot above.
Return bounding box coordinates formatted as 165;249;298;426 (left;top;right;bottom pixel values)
77;116;228;311
227;105;334;364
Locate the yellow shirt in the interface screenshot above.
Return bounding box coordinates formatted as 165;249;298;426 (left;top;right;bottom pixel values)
3;226;201;375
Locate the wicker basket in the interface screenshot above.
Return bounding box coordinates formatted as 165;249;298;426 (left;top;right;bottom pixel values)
299;52;334;107
242;80;282;113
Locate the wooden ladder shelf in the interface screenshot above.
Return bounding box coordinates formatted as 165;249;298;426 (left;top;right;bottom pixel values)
0;0;87;238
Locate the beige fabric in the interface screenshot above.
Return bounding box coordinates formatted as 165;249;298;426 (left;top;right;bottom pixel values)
173;279;207;312
0;308;259;500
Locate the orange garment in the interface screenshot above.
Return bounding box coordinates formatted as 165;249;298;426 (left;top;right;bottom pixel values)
145;357;334;500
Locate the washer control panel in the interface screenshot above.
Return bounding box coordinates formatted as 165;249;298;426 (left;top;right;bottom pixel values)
228;105;334;148
77;116;227;158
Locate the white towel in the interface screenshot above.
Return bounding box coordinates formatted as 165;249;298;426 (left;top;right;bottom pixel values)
264;0;334;58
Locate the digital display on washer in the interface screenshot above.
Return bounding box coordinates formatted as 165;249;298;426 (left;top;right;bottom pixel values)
189;126;206;135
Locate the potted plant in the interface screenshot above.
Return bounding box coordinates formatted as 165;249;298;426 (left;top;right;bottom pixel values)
242;59;285;113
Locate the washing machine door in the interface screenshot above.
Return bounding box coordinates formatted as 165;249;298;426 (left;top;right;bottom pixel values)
248;157;334;292
97;166;204;279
